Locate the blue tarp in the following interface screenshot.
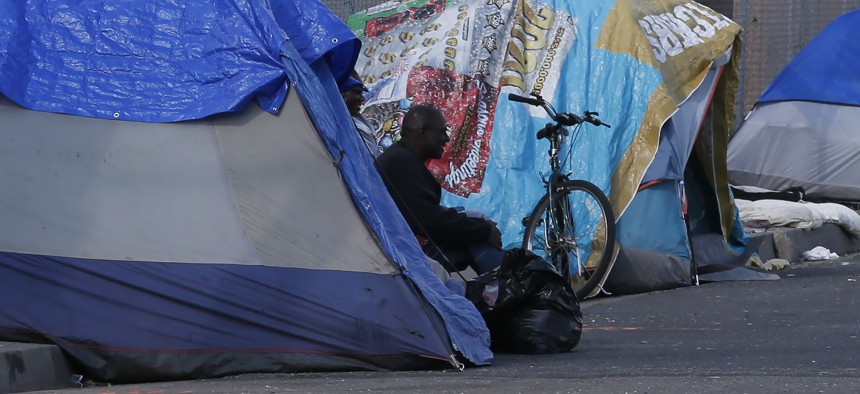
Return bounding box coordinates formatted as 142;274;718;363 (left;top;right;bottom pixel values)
284;45;493;366
0;0;359;122
758;9;860;107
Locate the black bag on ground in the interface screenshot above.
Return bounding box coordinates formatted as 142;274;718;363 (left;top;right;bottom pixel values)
465;248;583;354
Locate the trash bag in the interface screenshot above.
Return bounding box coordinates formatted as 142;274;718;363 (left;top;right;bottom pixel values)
465;248;583;354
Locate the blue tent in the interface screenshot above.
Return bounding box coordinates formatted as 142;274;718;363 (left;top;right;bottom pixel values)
0;0;491;382
605;52;767;294
757;10;860;107
729;10;860;204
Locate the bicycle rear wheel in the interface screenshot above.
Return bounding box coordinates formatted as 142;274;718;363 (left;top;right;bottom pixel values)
521;180;616;300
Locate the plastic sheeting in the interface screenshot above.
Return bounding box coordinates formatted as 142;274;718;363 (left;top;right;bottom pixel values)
0;0;359;122
269;0;361;88
347;0;741;249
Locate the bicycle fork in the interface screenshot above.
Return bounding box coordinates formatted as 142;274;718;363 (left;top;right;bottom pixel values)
546;185;581;278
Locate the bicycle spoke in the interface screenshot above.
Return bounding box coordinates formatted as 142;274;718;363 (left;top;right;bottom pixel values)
523;181;616;300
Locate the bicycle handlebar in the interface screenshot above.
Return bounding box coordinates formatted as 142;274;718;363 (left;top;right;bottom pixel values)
583;111;611;128
507;93;544;107
507;93;611;128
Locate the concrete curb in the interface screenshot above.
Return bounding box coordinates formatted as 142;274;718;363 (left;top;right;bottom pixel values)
0;342;75;393
751;223;860;263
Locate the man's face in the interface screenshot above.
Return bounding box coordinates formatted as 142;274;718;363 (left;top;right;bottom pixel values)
422;115;450;159
342;87;365;116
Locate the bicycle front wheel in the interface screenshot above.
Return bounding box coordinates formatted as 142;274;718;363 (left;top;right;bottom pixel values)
522;180;616;300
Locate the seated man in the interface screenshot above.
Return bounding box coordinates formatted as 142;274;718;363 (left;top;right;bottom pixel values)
340;71;382;157
375;104;503;275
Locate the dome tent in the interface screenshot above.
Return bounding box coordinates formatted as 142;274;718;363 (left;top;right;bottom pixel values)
0;0;491;382
728;10;860;205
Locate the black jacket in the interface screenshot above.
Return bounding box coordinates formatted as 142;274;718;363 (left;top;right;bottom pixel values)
375;142;492;246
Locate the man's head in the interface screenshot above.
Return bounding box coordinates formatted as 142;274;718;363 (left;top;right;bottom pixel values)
400;104;450;160
340;71;367;116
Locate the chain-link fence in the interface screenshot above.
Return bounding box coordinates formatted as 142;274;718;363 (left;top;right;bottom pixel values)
321;0;388;19
322;0;859;123
723;0;859;116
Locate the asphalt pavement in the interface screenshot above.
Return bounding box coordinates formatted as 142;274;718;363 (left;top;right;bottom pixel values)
28;257;860;394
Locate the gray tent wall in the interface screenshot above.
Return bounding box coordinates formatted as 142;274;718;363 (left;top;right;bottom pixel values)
728;102;860;204
727;9;860;205
0;88;469;380
0;92;395;271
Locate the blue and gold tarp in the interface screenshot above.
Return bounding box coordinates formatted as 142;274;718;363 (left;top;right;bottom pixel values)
348;0;741;246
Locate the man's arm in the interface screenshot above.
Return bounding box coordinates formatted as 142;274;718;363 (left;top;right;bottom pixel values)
377;150;492;246
413;200;492;246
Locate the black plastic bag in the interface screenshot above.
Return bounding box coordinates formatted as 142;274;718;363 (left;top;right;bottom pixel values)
466;248;583;354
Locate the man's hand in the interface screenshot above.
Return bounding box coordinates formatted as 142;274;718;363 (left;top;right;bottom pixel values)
486;220;503;250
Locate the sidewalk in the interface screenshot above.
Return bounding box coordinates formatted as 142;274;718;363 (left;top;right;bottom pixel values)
0;342;74;393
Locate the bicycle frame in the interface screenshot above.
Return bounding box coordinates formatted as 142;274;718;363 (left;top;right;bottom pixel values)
541;125;582;279
510;92;615;299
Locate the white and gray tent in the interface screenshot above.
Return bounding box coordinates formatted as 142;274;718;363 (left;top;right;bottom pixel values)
0;0;491;383
728;10;860;205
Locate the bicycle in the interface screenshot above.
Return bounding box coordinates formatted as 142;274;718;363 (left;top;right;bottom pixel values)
509;93;617;300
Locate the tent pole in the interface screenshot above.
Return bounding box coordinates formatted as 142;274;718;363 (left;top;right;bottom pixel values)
680;181;700;286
